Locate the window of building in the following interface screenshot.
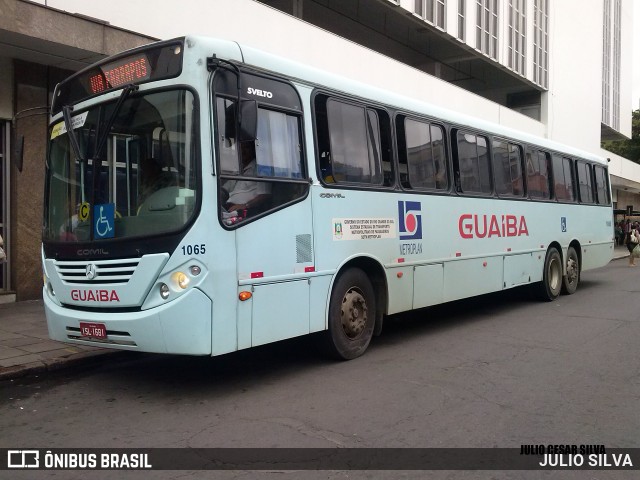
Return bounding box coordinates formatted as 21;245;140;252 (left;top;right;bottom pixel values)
526;149;550;199
576;161;594;204
612;0;621;130
458;0;466;40
603;0;622;129
602;0;611;124
0;121;7;291
593;165;610;205
415;0;446;30
508;0;526;76
552;155;575;202
455;131;492;194
492;138;524;196
533;0;549;88
476;0;498;60
315;95;392;187
399;118;448;190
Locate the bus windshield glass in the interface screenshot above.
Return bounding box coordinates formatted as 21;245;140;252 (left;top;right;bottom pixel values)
44;89;198;243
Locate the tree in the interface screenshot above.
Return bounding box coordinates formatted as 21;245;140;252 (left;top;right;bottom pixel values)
602;109;640;162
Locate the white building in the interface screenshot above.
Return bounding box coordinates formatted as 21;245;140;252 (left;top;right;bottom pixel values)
0;0;636;300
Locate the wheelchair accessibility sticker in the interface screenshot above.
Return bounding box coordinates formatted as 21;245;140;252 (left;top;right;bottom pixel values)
94;203;115;239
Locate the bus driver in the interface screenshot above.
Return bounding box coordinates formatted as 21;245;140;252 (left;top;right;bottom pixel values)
223;141;271;216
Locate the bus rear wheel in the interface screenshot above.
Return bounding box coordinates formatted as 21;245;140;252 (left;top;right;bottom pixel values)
562;246;580;295
322;268;376;360
537;247;562;301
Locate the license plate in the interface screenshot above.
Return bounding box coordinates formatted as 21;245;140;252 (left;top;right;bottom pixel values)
79;322;107;340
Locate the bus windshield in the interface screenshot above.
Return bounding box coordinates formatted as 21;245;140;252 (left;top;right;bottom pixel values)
44;89;198;243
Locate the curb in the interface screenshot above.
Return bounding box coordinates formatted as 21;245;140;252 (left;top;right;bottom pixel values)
0;349;125;382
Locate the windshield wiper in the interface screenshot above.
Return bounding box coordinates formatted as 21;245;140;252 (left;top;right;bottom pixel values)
61;83;139;165
93;84;139;163
62;105;85;162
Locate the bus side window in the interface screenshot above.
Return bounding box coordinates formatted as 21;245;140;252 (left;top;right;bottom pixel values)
594;165;610;205
552;155;576;202
315;94;389;187
216;97;240;174
314;97;334;182
492;138;524;197
403;118;449;191
576;160;594;203
395;116;411;189
371;109;394;187
526;149;551;199
454;130;492;195
216;90;308;224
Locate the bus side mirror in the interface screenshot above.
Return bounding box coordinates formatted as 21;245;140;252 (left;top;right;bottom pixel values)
238;100;257;142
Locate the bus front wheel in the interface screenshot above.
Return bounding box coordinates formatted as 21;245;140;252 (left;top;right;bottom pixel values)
537;247;563;301
322;268;376;360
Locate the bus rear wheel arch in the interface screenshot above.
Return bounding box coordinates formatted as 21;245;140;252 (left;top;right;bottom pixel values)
321;267;377;360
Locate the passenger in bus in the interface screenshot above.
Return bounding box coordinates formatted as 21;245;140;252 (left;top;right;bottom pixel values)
139;157;174;204
223;142;271;217
58;203;80;241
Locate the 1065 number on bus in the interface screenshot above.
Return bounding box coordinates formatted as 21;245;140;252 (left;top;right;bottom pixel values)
182;244;206;255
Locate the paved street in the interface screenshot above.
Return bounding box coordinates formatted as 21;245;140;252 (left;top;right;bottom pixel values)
0;257;639;479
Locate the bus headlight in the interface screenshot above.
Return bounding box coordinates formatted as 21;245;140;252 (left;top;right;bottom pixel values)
159;283;170;299
144;261;207;309
172;271;190;289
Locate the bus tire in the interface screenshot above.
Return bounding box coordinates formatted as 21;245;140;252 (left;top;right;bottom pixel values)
322;268;376;360
537;247;562;301
562;246;580;295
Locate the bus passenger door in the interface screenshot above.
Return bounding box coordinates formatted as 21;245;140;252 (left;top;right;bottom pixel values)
235;196;313;348
232;105;312;348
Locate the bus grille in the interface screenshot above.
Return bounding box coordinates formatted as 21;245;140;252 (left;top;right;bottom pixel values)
54;258;140;285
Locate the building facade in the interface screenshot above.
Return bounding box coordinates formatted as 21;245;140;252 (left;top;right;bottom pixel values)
0;0;636;301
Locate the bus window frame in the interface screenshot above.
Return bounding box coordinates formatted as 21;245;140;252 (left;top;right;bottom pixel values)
491;136;525;198
576;160;596;205
452;128;494;197
551;155;577;204
524;147;552;201
593;164;611;205
312;90;395;191
212;70;310;230
397;115;451;193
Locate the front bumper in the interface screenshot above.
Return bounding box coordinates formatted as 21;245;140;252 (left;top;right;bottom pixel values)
44;287;212;355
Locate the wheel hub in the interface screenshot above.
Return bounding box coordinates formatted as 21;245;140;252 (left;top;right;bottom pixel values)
341;289;368;339
549;258;561;290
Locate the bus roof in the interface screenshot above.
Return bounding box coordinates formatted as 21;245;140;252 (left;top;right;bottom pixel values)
187;34;605;165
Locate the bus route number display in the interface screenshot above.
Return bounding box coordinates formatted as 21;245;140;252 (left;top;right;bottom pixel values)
89;53;151;94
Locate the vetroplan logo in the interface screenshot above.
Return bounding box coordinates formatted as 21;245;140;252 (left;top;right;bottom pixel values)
398;201;422;240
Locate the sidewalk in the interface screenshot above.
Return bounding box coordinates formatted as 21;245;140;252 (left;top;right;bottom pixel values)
0;299;118;381
0;246;632;381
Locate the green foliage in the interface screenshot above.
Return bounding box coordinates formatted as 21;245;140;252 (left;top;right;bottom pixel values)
602;109;640;162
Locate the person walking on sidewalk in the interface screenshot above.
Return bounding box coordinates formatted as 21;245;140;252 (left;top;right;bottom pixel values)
627;224;639;267
0;234;5;263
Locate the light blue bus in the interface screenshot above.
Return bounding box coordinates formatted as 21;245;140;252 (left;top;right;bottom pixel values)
42;36;613;360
